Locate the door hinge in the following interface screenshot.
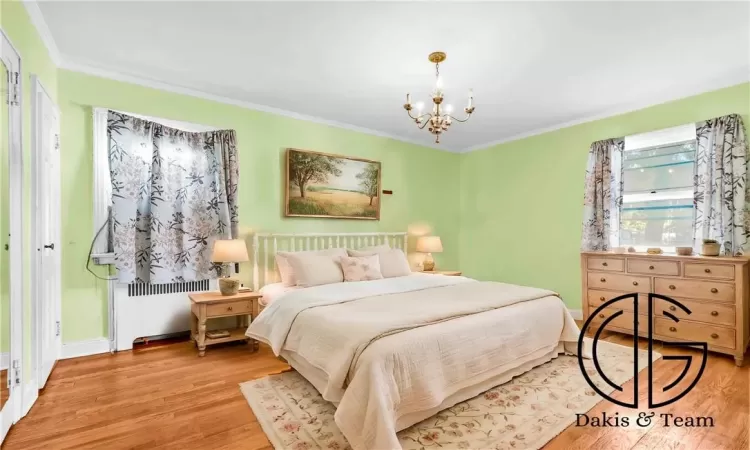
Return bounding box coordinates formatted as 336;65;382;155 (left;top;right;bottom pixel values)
11;359;21;386
55;134;60;150
9;71;20;106
56;321;61;337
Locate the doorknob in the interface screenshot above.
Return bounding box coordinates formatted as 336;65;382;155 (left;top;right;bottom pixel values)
44;243;55;250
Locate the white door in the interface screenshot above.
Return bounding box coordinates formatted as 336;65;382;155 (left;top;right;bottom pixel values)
0;29;24;445
32;76;61;389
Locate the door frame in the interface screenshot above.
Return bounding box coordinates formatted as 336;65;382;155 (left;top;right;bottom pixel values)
0;27;25;431
30;75;61;402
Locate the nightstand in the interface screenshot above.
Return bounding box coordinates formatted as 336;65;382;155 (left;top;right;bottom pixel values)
188;290;262;356
420;270;462;276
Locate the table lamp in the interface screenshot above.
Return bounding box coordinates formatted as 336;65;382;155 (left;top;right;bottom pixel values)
416;236;443;271
211;239;249;295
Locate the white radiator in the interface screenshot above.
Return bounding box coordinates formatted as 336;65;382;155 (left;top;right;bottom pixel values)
113;279;217;351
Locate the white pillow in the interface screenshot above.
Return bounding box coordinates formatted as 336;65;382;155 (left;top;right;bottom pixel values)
286;250;346;287
340;255;384;282
276;248;346;286
348;248;411;278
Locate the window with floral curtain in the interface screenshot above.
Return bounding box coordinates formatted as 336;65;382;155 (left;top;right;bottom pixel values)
108;111;239;283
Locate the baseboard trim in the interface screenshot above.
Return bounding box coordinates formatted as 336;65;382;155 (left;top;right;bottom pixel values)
21;380;38;419
61;338;111;360
568;308;583;320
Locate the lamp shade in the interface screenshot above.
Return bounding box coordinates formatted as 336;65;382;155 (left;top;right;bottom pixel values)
416;236;443;253
211;239;249;263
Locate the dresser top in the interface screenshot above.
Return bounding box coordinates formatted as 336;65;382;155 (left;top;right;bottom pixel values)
581;251;750;264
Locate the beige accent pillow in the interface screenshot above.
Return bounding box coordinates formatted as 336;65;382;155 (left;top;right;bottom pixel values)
276;248;346;286
348;248;412;278
340;255;384;282
285;251;346;287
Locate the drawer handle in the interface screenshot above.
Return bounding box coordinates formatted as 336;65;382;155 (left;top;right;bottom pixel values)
669;326;677;332
711;333;719;339
602;262;608;267
227;306;233;311
711;288;718;294
599;296;605;301
669;285;676;290
600;278;606;282
649;265;655;270
632;281;638;286
599;314;605;319
711;311;719;316
669;306;677;312
705;268;711;273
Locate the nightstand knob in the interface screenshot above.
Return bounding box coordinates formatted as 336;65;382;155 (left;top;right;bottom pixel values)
669;326;677;332
649;265;655;270
598;314;605;319
669;306;677;312
711;311;719;316
705;268;711;273
599;296;605;301
669;285;676;290
632;281;638;286
711;288;718;294
227;306;233;311
602;262;608;267
711;333;719;339
600;278;606;283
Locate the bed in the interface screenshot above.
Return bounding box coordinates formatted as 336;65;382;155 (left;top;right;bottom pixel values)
246;232;584;450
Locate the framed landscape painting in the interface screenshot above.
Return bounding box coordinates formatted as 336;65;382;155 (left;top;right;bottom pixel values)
285;148;381;220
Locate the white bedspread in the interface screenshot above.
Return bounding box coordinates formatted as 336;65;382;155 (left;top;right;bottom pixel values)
246;276;583;450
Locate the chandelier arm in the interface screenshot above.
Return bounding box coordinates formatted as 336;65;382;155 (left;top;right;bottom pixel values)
417;119;432;130
447;113;473;123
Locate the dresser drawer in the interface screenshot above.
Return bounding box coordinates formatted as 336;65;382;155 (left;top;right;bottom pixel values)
627;258;679;276
684;262;735;281
587;289;646;312
587;257;624;272
590;308;646;331
587;272;650;293
654;297;735;327
655;317;735;349
654;278;735;303
206;300;252;317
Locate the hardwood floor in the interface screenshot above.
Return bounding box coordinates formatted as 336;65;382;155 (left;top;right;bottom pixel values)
3;332;748;449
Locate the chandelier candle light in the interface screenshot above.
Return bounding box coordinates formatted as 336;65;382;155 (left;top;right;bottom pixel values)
403;51;475;143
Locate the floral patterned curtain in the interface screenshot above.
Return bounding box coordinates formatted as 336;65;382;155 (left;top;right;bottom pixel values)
581;138;624;251
693;114;749;255
108;111;239;283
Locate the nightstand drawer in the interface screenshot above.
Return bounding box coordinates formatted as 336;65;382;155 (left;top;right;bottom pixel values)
684;262;734;281
206;300;252;317
627;258;679;276
654;278;734;303
587;272;650;293
655;317;735;349
587;257;624;272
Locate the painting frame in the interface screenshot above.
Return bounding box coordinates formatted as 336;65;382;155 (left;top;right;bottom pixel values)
284;148;382;220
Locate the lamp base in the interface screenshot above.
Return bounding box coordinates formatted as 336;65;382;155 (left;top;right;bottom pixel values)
423;253;435;271
219;277;240;296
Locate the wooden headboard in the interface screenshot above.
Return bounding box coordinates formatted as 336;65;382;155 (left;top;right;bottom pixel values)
251;232;408;290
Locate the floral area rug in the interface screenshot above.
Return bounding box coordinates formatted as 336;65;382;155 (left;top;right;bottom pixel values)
240;340;660;450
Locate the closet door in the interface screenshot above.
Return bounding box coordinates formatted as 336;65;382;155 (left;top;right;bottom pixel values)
0;29;24;444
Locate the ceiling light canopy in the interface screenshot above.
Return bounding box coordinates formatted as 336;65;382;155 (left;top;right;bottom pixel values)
403;52;475;144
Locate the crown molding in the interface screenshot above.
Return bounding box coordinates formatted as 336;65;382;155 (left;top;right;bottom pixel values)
58;58;455;152
459;71;750;153
21;1;62;66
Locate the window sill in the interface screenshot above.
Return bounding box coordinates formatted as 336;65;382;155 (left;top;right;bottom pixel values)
91;252;115;265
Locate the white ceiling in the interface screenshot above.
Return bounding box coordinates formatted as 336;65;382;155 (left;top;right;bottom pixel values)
34;1;750;152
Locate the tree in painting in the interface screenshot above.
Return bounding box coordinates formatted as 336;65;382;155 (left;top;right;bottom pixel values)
356;163;379;206
288;151;343;198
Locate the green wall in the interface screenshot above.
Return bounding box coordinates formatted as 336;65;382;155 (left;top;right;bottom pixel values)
459;83;750;310
1;1;59;376
58;70;462;342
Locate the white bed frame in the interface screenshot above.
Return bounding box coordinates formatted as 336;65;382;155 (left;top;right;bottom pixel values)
252;232;408;291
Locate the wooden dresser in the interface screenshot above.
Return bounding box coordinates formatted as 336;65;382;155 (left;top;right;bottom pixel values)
581;251;750;366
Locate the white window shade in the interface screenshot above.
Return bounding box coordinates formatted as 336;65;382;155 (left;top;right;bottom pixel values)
624;124;696;151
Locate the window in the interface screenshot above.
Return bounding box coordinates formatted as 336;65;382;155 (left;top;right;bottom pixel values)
620;124;697;251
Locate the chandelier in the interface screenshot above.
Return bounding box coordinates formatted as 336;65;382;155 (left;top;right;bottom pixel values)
403;51;475;144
